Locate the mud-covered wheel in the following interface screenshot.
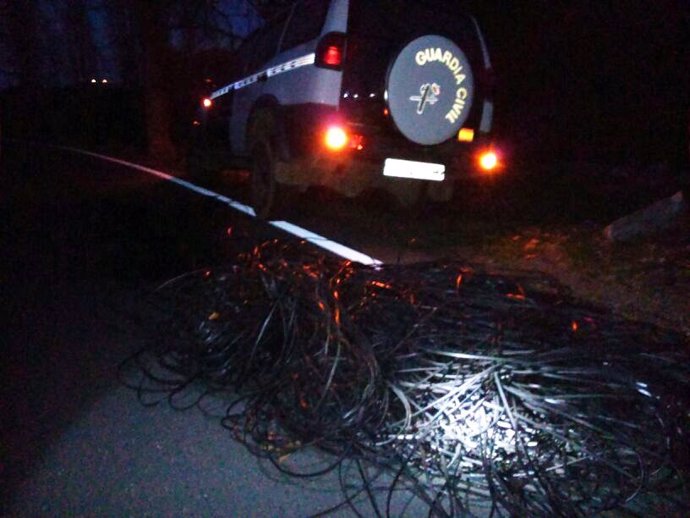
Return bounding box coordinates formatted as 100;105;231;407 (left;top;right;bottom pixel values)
186;132;215;182
248;108;288;219
250;138;277;219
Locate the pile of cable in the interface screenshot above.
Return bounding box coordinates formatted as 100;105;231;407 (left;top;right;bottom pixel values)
119;239;690;517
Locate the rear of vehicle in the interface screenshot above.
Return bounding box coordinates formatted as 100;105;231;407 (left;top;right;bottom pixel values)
272;0;499;206
191;0;499;216
337;0;498;200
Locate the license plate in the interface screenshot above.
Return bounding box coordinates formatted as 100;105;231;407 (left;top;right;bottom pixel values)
382;158;445;181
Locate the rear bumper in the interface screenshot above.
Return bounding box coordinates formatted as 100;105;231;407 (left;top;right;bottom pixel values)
276;144;497;203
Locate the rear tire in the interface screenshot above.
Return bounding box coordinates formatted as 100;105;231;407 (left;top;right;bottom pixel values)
250;138;277;219
186;133;215;183
247;108;291;219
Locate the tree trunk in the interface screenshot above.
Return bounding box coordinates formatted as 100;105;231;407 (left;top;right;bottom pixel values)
4;1;43;87
135;0;177;164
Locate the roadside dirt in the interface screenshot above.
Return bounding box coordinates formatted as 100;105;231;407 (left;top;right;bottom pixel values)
375;166;690;339
444;211;690;339
280;167;690;339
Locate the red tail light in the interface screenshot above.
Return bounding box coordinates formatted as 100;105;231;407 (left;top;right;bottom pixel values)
477;148;501;173
324;126;348;151
323;125;365;152
316;32;346;70
324;45;342;67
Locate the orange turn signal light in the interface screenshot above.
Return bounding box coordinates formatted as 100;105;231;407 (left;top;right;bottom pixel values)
458;128;475;142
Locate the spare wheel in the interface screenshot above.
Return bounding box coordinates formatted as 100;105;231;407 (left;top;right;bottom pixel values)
386;35;475;146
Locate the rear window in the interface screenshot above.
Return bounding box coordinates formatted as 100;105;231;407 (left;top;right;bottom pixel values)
281;0;330;50
348;1;479;54
344;1;483;100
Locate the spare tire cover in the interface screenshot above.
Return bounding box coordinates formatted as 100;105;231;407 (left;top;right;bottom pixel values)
386;35;474;146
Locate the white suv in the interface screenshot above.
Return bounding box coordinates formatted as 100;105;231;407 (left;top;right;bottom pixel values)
189;0;498;217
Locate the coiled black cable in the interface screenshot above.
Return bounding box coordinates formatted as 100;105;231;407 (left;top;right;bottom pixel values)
119;240;690;517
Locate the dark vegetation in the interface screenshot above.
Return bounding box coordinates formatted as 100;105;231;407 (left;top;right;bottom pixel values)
474;1;690;169
0;0;244;162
